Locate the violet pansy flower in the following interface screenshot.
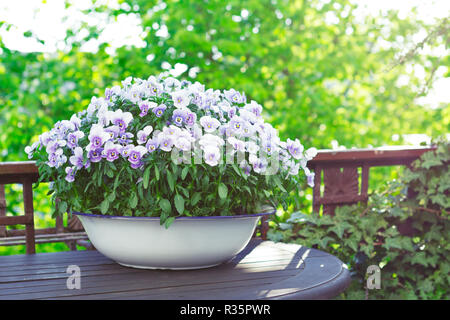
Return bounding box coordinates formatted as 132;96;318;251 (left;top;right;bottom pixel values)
69;147;84;169
137;126;153;145
128;146;148;169
153;104;167;117
145;137;159;153
172;109;187;127
88;148;103;163
104;126;121;140
171;90;190;109
65;166;75;183
199;116;221;133
117;132;134;146
121;144;134;158
139;101;157;117
286;138;304;160
102;141;122;162
67;131;85;149
107;109;133;133
88;125;110;150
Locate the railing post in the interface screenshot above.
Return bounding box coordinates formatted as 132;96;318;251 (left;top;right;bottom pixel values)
22;178;36;254
312;165;321;213
0;184;6;237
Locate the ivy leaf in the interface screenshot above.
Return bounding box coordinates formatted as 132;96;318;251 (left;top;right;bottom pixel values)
174;194;184;215
218;183;228;199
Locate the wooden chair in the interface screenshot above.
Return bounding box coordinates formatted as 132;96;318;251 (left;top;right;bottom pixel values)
0;162;92;254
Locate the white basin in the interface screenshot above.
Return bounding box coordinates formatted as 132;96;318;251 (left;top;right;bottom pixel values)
73;211;272;270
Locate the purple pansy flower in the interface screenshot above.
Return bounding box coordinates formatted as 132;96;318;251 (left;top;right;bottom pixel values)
199;116;221;133
145;137;159;153
153;104;167;117
245;100;262;117
67;131;85;149
24;142;39;159
171;90;190;108
137;126;153;145
286;138;304;160
104;126;121;140
104;87;113;101
229;116;245;133
47;149;67;168
117;132;134;146
88;148;103;163
88;125;110;149
252;157;268;174
102;142;121;162
65;166;75;183
228;106;237;119
203;145;221;167
172;109;187;127
185;111;197;127
121;144;134;158
239;161;252;175
69;147;84;169
157;133;175;152
70;114;81;130
128;146;147;169
107;109;133;133
148;82;163;96
138;101;157;117
224;89;245;104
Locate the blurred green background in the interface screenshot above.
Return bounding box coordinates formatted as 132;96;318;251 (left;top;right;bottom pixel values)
0;0;449;254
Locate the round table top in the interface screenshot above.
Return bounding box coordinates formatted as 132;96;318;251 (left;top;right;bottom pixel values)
0;239;351;300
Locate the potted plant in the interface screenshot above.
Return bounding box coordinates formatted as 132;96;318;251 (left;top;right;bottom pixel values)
25;73;317;269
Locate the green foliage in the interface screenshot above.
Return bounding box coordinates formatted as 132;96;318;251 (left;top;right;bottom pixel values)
0;1;448;254
268;141;450;299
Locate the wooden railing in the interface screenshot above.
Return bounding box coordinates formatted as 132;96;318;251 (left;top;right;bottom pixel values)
0;146;435;254
0;162;88;254
306;146;435;214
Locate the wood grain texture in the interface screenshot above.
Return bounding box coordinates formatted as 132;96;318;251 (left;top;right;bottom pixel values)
0;240;350;300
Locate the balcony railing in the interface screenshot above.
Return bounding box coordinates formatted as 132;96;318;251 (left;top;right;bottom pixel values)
0;146;435;254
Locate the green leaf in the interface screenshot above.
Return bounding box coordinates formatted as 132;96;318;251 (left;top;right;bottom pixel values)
164;216;175;229
181;166;189;180
143;166;151;189
100;199;109;214
218;183;228;199
274;176;287;193
159;198;171;214
154;165;160;181
130;192;138;209
191;192;201;206
167;170;175;192
107;192;116;202
174;194;184;215
58;201;68;215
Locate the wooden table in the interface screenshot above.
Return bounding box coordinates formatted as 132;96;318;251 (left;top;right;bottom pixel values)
0;240;350;300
